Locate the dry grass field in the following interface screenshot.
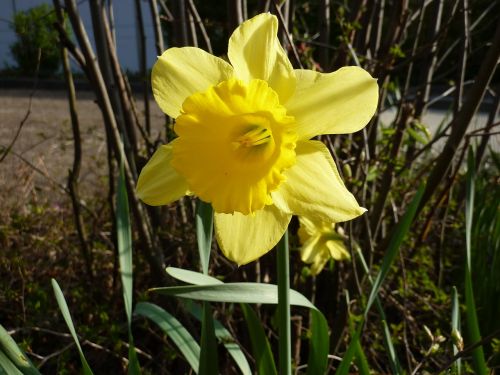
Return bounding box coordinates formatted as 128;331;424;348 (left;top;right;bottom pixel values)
0;88;164;213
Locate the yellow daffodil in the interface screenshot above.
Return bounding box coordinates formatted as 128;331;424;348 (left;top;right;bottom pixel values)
136;13;378;266
298;217;350;275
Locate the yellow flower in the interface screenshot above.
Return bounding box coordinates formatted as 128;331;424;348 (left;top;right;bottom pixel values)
298;217;350;276
136;13;378;266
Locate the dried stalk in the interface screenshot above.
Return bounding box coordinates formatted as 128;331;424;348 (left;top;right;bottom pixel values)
64;0;166;283
187;0;213;53
417;20;500;214
53;0;93;279
149;0;165;55
134;0;152;135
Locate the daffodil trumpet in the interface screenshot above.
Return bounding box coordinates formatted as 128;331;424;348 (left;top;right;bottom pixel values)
136;13;378;266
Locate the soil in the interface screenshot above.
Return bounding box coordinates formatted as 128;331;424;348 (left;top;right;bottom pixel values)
0;88;165;214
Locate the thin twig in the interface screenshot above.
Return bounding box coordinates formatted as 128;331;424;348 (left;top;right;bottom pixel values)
0;50;41;163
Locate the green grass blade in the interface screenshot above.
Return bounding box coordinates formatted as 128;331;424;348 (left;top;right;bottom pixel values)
366;184;425;314
241;304;277;375
464;148;488;375
199;302;218;375
451;286;462;374
162;268;329;374
166;267;223;285
354;245;400;373
117;161;140;374
134;302;200;373
185;301;252;375
0;324;40;375
151;282;315;308
335;327;361;375
117;161;133;326
276;231;291;375
51;279;94;375
0;350;23;375
354;338;370;375
337;185;424;374
307;310;329;375
196;200;213;275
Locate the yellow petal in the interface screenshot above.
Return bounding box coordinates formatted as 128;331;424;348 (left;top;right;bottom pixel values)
136;143;188;205
214;205;291;266
272;140;366;222
286;67;378;140
310;252;330;276
300;234;321;263
172;78;297;215
152;47;234;118
228;13;296;102
325;240;350;261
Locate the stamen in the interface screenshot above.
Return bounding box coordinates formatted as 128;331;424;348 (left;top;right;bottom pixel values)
234;127;272;149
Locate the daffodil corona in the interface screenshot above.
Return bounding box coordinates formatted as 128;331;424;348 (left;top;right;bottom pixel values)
137;13;378;265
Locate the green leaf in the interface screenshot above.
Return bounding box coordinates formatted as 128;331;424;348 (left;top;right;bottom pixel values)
134;302;200;373
166;267;222;286
0;350;23;375
354;245;399;373
196;200;213;275
335;328;361;375
117;160;140;374
0;324;40;375
117;161;134;326
307;310;329;375
354;339;370;375
199;302;218;375
407;127;428;145
337;185;424;375
276;231;291;375
464;148;488;375
162;268;329;374
51;279;94;375
451;286;462;375
365;183;424;315
185;301;252;375
151;282;316;308
241;304;277;375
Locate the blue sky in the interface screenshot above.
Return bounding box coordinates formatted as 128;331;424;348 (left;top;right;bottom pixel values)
0;0;158;72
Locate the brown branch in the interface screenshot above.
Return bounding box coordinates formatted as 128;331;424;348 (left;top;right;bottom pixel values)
417;19;500;215
53;0;93;279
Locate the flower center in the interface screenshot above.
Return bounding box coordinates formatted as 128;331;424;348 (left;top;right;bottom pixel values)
233;126;272;148
171;78;297;215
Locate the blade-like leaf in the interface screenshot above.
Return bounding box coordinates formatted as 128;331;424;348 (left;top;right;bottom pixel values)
337;185;424;375
354;338;370;375
464;148;488;375
162;268;328;374
196;200;213;275
151;283;316;308
51;279;94;375
354;244;400;373
0;350;23;375
365;184;425;314
241;304;277;375
117;161;133;326
307;310;329;375
167;267;222;286
451;286;462;375
0;324;40;375
199;302;218;375
117;161;140;374
185;301;251;375
134;302;200;373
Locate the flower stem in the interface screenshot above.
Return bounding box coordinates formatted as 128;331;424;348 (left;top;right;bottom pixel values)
277;229;291;374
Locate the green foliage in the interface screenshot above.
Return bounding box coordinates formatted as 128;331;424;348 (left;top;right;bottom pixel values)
10;4;61;76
